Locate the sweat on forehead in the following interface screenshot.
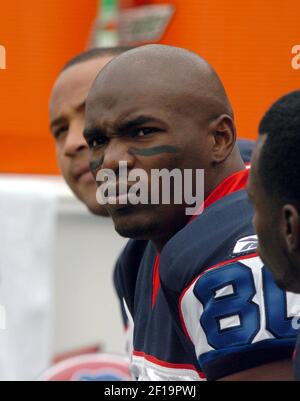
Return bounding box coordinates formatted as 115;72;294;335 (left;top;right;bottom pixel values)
87;44;233;118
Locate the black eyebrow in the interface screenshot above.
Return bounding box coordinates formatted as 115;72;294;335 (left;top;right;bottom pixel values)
83;115;165;140
50;116;67;131
83;127;104;140
118;116;164;133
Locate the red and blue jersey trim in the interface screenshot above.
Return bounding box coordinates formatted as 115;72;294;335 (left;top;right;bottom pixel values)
152;169;249;308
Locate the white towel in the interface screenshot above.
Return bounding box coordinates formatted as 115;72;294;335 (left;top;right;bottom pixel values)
0;175;57;381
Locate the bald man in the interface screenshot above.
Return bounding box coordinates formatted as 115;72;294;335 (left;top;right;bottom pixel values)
49;47;130;215
49;47;253;215
84;45;298;381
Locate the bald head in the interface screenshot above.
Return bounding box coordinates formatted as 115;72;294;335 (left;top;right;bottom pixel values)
84;44;243;247
88;44;233;124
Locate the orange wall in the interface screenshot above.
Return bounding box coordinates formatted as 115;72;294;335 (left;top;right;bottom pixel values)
153;0;300;140
0;0;299;174
0;1;97;174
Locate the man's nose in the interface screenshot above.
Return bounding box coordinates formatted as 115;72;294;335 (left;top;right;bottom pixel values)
64;121;87;157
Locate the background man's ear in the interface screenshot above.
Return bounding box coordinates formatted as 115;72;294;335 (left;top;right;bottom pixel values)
210;114;236;164
282;204;300;252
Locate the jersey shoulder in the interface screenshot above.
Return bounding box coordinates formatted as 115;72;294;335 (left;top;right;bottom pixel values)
113;239;149;311
114;239;149;279
179;254;299;380
160;189;255;292
159;188;299;380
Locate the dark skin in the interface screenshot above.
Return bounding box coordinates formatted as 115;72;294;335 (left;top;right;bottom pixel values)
247;135;300;294
85;45;244;251
89;146;178;173
85;44;294;381
239;134;299;382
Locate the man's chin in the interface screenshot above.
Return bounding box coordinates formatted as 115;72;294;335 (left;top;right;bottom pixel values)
114;225;156;240
113;216;160;240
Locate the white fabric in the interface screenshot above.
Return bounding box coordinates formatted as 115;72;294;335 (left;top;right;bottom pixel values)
0;175;57;380
131;353;205;381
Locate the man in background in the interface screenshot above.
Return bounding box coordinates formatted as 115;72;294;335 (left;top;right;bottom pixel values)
49;47;131;215
46;47;132;380
247;90;300;380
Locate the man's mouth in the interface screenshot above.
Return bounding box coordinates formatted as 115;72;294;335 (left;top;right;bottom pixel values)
74;165;94;183
99;179;148;208
100;181;131;204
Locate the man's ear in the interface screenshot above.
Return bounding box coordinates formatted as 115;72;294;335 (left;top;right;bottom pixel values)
281;204;300;252
210;114;236;164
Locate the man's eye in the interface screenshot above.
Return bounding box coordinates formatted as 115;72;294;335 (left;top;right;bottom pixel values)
89;137;107;149
134;128;158;137
54;126;68;139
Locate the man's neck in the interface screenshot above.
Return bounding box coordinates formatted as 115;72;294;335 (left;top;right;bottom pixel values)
205;151;245;200
152;158;246;253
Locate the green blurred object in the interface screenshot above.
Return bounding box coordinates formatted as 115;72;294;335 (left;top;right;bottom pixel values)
89;1;174;48
101;0;119;18
94;0;119;47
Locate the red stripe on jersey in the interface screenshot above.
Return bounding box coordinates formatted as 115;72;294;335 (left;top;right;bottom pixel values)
190;168;249;222
133;350;206;379
151;255;161;308
178;252;258;344
152;169;249;308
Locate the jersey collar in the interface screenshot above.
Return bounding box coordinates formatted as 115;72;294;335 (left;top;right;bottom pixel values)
190;169;249;223
152;168;249;308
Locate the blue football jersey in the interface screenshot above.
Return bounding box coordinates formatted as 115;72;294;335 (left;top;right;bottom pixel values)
237;139;255;164
114;169;300;380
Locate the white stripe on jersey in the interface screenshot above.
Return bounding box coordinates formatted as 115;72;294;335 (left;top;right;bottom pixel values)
131;352;206;381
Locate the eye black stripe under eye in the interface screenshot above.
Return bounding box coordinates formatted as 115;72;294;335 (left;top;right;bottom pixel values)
128;145;178;157
90;157;104;172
